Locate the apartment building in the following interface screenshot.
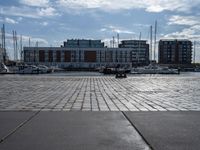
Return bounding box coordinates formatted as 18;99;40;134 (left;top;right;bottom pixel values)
159;39;192;64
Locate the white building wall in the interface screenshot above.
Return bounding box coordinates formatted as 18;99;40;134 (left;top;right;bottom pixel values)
23;47;132;68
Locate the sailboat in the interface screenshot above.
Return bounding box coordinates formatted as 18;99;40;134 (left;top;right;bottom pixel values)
131;21;179;74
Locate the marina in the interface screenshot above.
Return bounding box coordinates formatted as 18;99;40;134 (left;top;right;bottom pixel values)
0;0;200;149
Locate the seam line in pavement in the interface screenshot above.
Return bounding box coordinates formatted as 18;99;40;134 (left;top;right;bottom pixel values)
0;111;41;144
121;111;154;150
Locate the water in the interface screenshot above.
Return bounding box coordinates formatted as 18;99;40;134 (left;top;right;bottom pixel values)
47;71;200;77
46;71;104;76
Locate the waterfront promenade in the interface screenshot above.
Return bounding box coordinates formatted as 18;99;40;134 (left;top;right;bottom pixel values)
0;75;200;111
0;74;200;150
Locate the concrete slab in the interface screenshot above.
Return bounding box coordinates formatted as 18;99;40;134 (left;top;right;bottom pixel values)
124;111;200;150
0;112;35;140
0;112;150;150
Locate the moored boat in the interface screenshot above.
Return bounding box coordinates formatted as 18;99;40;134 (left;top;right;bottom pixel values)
0;63;9;73
37;65;52;73
16;65;40;74
131;64;179;74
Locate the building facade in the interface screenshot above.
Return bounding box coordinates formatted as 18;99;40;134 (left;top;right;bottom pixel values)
24;39;150;69
158;39;192;64
24;47;133;69
119;40;149;66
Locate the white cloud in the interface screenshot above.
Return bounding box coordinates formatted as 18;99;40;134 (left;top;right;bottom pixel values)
30;38;48;45
1;6;40;18
101;25;135;34
144;0;199;13
100;28;107;32
17;17;23;21
37;7;58;17
5;33;47;43
168;15;200;26
164;25;200;40
20;0;50;7
0;17;18;24
5;17;18;24
57;0;200;13
145;5;165;13
1;6;59;19
40;21;48;26
20;35;49;46
57;0;108;9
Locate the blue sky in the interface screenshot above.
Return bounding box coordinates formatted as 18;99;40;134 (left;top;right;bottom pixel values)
0;0;200;62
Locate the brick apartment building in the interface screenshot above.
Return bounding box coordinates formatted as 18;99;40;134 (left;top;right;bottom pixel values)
158;39;192;64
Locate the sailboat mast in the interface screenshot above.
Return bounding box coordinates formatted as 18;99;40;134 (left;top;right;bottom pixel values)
15;31;18;61
113;36;115;48
13;30;15;60
154;20;157;61
29;37;31;47
3;24;5;51
20;35;22;62
150;25;153;61
193;41;196;64
117;33;119;48
1;27;2;49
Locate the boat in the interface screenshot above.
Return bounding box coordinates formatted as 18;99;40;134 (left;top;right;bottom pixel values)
102;67;117;74
115;69;127;78
37;65;52;73
194;68;200;72
99;66;130;74
0;63;9;73
49;65;65;72
16;65;40;74
131;64;179;74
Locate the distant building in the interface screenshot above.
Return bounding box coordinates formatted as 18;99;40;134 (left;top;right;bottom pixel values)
158;39;192;64
24;40;132;69
24;39;150;69
119;40;149;66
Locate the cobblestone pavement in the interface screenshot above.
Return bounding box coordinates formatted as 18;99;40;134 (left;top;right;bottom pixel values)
0;75;200;111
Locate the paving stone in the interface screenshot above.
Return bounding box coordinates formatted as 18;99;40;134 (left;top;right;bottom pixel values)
0;112;151;150
124;111;200;150
0;75;200;111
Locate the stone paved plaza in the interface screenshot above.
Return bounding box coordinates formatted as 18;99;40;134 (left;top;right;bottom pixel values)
0;74;200;111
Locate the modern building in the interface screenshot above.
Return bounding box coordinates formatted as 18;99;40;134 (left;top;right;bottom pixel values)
158;39;192;64
119;40;149;66
23;39;150;69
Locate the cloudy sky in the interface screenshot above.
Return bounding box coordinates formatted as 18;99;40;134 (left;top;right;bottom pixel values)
0;0;200;61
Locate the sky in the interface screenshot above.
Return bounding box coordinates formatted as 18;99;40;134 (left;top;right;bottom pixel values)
0;0;200;62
